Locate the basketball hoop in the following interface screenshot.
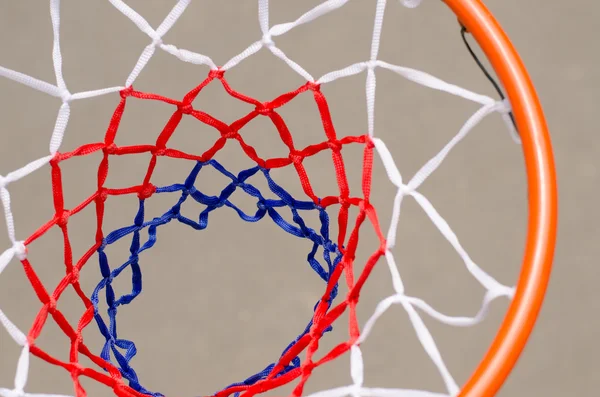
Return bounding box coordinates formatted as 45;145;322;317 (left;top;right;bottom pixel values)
0;1;557;396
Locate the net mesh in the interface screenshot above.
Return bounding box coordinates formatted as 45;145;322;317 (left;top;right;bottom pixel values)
0;1;519;396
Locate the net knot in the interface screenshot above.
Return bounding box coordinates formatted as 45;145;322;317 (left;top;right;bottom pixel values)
150;35;163;47
209;69;225;79
222;129;238;139
398;183;413;196
255;103;273;115
327;140;342;152
138;184;156;200
324;240;337;253
358;199;372;212
366;60;377;70
497;99;512;114
74;332;84;346
377;243;386;257
306;81;320;92
178;102;194;115
347;289;360;304
289;151;304;164
98;188;109;203
49;153;62;166
69;363;85;378
69;266;80;283
104;143;118;155
152;147;167;156
301;360;316;374
12;241;27;261
56;210;71;228
60;89;72;103
339;196;351;209
47;296;57;313
261;33;275;48
233;180;244;188
120;86;134;99
257;200;267;211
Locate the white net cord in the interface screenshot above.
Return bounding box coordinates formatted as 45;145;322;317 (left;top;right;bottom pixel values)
0;0;519;396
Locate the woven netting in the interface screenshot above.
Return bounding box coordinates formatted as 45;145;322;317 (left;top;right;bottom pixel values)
0;1;518;396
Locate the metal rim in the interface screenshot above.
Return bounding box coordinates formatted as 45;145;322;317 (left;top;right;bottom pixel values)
442;0;558;395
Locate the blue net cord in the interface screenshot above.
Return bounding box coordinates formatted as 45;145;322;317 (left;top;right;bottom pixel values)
92;160;342;396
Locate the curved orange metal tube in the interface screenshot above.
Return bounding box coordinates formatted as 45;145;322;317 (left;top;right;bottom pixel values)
442;0;558;396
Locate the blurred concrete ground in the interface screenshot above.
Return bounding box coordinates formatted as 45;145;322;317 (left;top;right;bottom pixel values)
0;1;597;396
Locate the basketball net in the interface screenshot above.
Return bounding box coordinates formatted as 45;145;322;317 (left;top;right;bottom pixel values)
0;1;552;397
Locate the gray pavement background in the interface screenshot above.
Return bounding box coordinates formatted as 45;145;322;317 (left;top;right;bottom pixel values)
0;1;597;396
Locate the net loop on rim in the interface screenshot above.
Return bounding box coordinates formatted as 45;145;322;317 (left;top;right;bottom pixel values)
0;0;527;396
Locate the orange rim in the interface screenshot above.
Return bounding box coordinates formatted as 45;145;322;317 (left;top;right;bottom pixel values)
442;0;558;396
